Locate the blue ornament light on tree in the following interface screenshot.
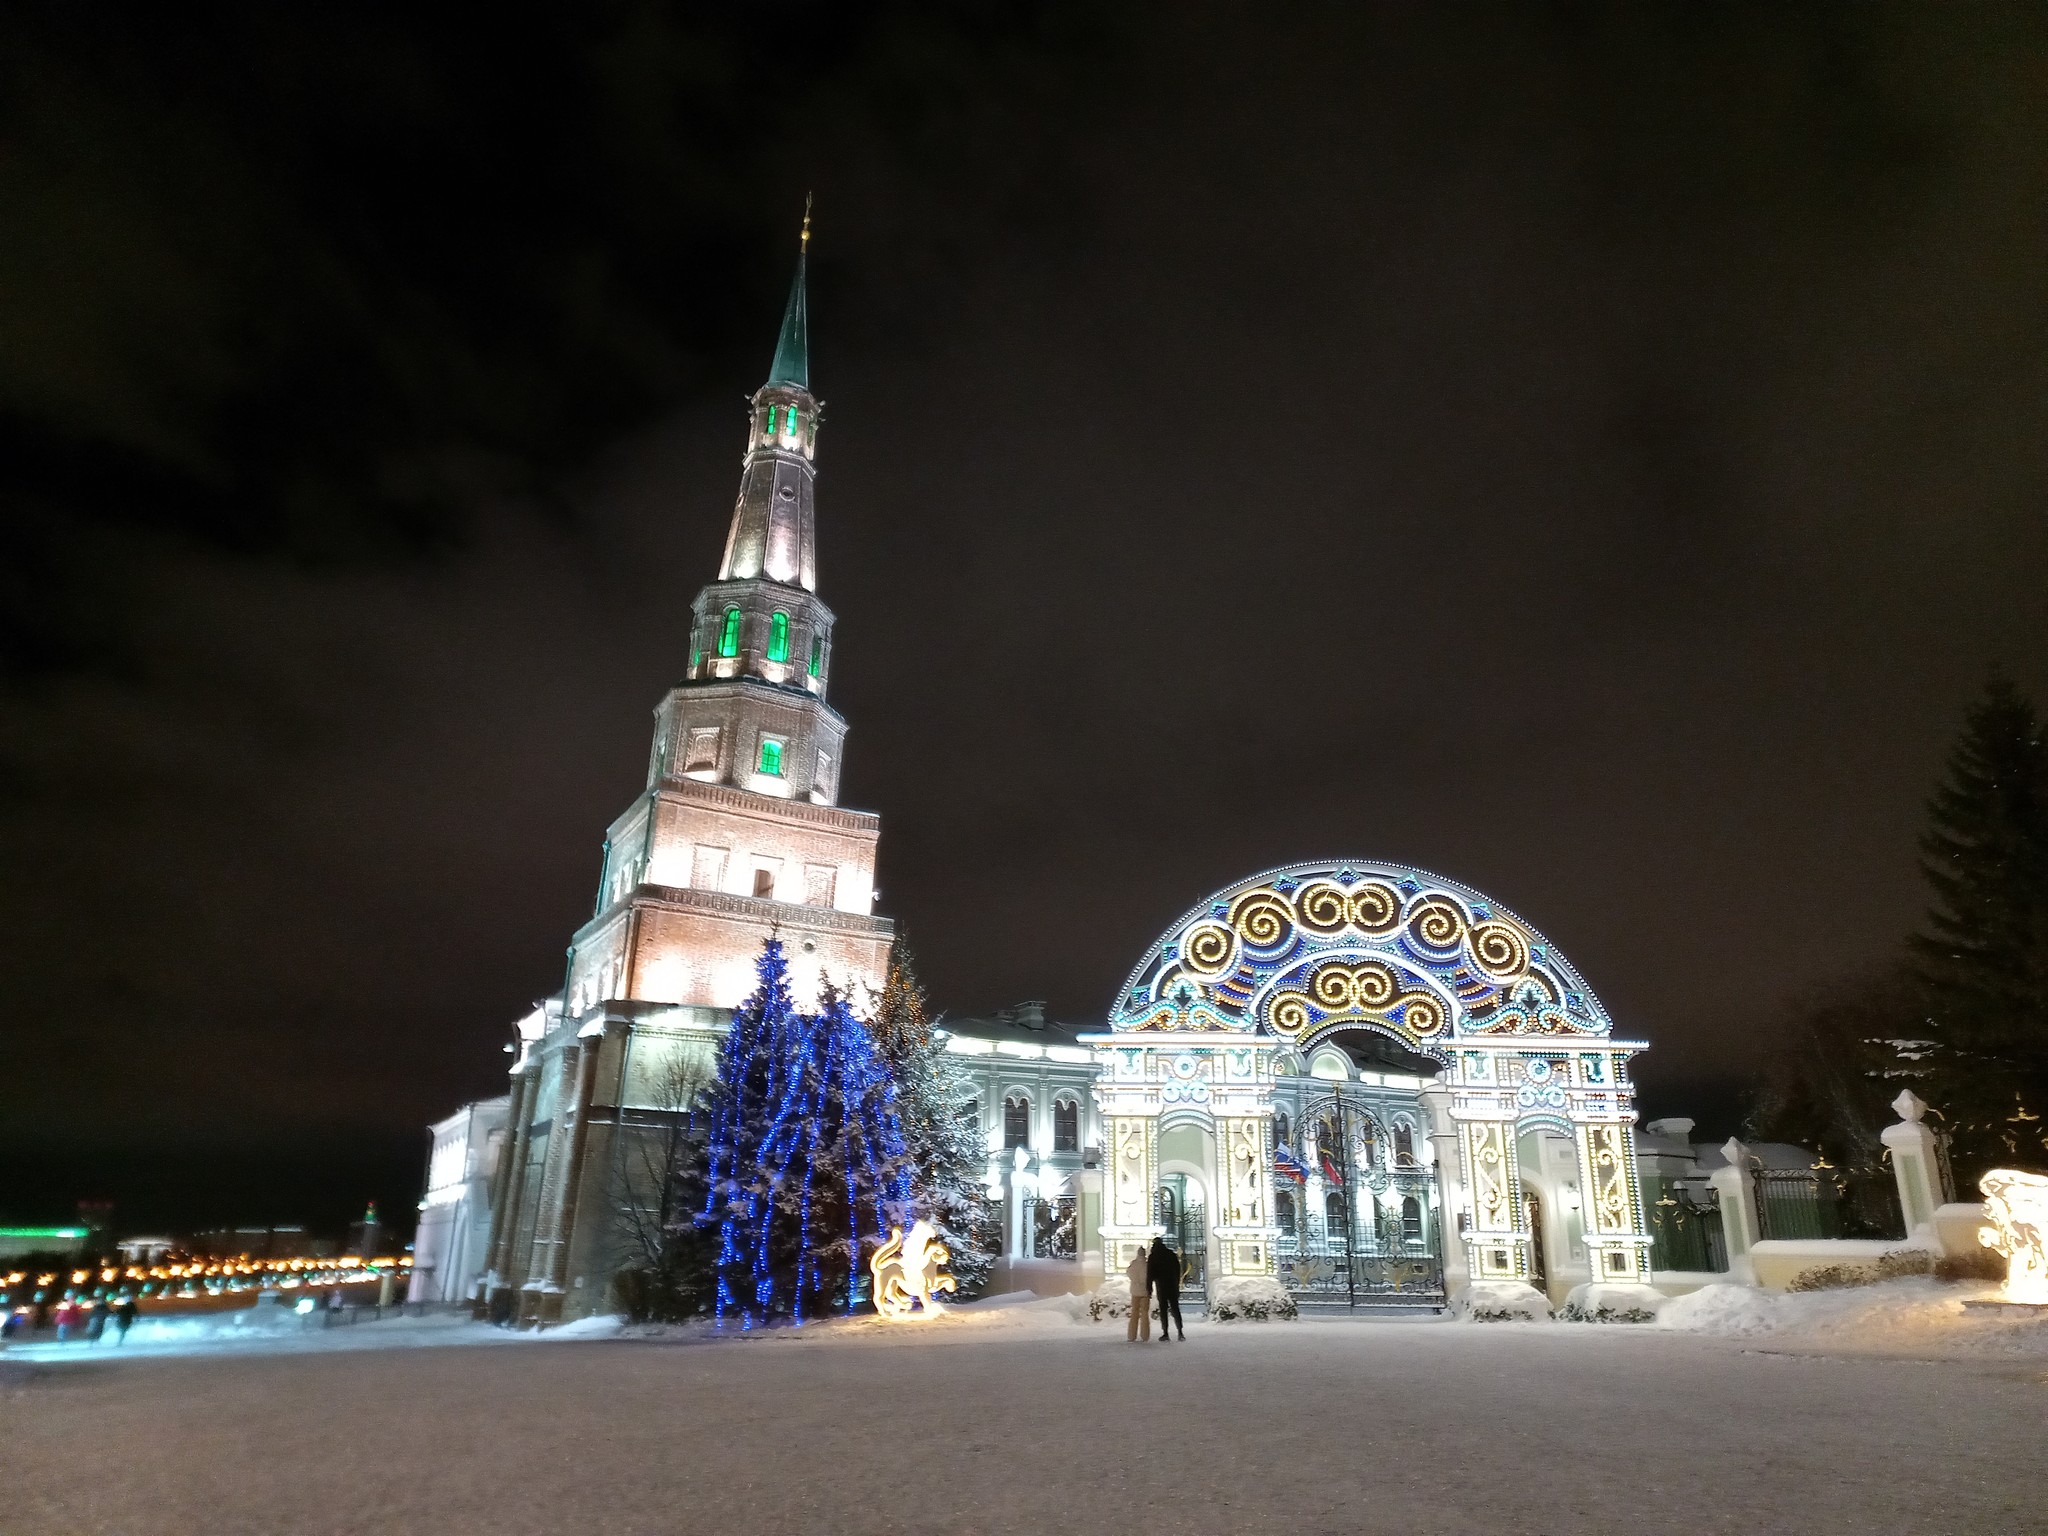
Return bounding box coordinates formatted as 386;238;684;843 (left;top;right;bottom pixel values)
699;938;913;1327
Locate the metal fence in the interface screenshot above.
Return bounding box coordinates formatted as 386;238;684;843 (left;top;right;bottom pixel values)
1024;1196;1078;1260
1753;1167;1904;1242
1643;1178;1728;1273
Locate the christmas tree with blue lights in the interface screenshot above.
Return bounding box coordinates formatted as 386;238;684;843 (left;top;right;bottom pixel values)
700;937;912;1326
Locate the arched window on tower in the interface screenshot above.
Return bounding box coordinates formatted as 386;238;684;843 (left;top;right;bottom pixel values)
1273;1109;1292;1150
718;607;743;658
767;611;790;662
808;635;824;678
1394;1123;1417;1168
1053;1098;1079;1152
1003;1095;1031;1150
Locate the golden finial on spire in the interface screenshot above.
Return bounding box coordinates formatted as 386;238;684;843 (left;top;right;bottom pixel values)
801;192;812;250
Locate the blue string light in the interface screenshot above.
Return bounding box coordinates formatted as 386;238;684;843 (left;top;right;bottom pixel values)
701;939;912;1328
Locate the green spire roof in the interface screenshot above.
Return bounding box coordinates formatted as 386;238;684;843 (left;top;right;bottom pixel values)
765;212;810;390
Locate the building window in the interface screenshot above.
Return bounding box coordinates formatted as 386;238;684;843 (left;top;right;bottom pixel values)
1394;1124;1416;1168
787;406;801;438
683;728;719;773
1003;1095;1030;1150
1273;1109;1291;1149
961;1099;981;1136
768;611;790;662
758;738;784;776
1401;1195;1423;1245
752;867;776;899
1357;1120;1377;1170
1276;1190;1296;1237
764;405;778;437
1324;1191;1347;1238
691;845;727;891
718;607;742;657
803;864;836;907
808;635;823;677
1053;1099;1079;1152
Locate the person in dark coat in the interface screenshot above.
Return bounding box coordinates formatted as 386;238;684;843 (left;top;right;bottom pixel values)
113;1293;138;1344
1147;1237;1184;1343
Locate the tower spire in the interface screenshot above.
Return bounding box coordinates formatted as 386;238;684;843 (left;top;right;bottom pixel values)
766;196;810;390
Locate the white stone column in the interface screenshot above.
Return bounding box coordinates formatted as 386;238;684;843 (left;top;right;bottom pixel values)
1710;1138;1760;1285
1880;1090;1948;1242
1421;1085;1471;1297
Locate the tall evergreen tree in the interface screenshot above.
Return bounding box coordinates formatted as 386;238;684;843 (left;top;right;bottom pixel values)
870;943;997;1297
699;938;912;1326
1911;675;2048;1176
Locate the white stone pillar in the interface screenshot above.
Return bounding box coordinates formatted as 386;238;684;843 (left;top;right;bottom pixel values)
1421;1085;1471;1297
1710;1138;1760;1285
1880;1090;1947;1242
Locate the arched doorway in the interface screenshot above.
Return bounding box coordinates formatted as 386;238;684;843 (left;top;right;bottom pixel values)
1080;860;1654;1303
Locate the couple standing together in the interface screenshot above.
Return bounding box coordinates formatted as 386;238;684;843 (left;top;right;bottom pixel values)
1124;1236;1185;1343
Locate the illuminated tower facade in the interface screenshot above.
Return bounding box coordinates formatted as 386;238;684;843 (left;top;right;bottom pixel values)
565;216;890;1017
483;219;894;1324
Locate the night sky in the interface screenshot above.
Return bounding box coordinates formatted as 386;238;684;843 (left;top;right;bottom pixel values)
4;7;2045;1235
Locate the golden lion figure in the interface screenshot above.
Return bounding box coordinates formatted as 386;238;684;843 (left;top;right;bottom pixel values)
871;1219;957;1320
1979;1169;2048;1306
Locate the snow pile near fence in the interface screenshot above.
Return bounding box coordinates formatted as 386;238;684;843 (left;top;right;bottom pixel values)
1208;1277;1298;1321
1448;1280;1551;1322
1559;1282;1666;1323
1086;1281;1134;1321
1661;1277;2048;1358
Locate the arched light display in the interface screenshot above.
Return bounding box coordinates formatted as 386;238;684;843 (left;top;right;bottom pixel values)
1085;860;1652;1292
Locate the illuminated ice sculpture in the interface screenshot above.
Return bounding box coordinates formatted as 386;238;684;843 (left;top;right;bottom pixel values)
1978;1169;2048;1306
870;1220;956;1320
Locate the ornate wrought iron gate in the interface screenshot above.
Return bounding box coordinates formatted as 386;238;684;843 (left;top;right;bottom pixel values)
1273;1088;1444;1308
1153;1188;1207;1298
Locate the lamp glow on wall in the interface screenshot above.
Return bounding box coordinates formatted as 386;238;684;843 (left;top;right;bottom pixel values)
870;1220;956;1321
1978;1169;2048;1306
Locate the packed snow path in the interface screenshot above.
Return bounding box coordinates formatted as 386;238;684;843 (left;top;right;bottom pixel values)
4;1308;2041;1534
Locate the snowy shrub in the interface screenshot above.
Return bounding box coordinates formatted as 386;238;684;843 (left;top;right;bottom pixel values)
1787;1250;1932;1292
1934;1246;2006;1284
1449;1280;1552;1322
1208;1277;1298;1322
1086;1281;1134;1322
1558;1282;1665;1323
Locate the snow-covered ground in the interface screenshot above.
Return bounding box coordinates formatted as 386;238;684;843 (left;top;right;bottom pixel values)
2;1281;2041;1533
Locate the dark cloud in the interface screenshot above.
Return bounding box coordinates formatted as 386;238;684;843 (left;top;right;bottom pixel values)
3;6;2044;1231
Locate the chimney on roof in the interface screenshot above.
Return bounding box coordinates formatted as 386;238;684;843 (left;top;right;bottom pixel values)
1013;1001;1047;1030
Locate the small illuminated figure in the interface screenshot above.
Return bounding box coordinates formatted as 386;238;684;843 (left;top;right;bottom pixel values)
870;1219;957;1321
1978;1169;2048;1306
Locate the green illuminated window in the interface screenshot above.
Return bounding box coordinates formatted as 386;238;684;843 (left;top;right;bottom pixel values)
690;646;700;671
788;407;800;438
767;610;790;662
764;405;778;436
758;738;784;776
808;635;823;678
718;607;742;657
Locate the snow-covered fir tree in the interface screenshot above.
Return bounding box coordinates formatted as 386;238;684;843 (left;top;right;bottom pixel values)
870;943;997;1296
699;937;912;1326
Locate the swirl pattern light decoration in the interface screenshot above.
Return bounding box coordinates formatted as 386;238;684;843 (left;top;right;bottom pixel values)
869;1220;957;1321
1113;860;1613;1052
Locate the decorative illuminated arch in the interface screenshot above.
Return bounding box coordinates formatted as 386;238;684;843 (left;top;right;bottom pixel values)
1111;859;1611;1051
1085;859;1652;1293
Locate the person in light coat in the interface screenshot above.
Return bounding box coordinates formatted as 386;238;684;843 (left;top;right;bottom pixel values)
1124;1244;1152;1342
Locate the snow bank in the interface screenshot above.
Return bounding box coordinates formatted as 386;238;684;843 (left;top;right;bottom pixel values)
1447;1280;1551;1322
1660;1276;2048;1358
1558;1282;1666;1323
1208;1277;1297;1321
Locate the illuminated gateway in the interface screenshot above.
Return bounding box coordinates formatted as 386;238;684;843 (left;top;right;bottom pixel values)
420;231;1653;1322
